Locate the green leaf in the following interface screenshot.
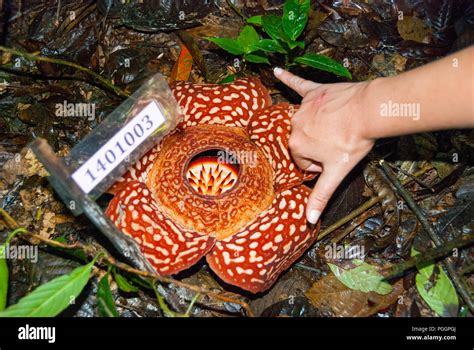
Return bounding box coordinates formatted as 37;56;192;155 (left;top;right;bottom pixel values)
253;39;287;53
0;251;8;311
113;270;139;293
206;37;244;55
328;260;393;295
0;228;27;311
218;74;236;84
97;273;119;317
412;248;459;317
247;15;263;26
283;0;311;40
129;275;154;290
245;54;270;64
0;260;94;317
294;53;352;78
237;25;261;53
288;40;305;50
262;15;290;43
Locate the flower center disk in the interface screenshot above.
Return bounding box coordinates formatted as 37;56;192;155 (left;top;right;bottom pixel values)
146;125;275;240
186;149;240;196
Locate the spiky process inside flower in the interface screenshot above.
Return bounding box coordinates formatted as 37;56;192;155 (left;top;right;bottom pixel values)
106;77;320;293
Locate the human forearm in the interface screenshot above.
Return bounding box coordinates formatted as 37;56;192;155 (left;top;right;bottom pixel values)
273;48;473;223
362;46;474;139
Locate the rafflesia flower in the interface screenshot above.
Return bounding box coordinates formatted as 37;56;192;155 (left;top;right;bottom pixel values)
106;77;320;293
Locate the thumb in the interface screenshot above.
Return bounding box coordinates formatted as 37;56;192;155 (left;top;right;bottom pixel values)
306;167;344;224
273;67;320;96
293;156;323;173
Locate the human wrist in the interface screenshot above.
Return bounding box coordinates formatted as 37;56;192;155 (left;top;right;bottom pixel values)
356;75;417;140
353;77;387;141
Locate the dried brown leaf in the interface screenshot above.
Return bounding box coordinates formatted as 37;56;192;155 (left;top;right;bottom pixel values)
397;16;432;43
305;273;404;317
250;268;314;317
370;53;407;78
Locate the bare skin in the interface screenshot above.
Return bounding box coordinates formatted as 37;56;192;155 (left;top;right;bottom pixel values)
274;46;474;224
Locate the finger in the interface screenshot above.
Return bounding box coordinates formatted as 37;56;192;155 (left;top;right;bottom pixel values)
288;135;321;171
306;167;345;224
292;156;322;173
273;67;320;96
305;163;322;172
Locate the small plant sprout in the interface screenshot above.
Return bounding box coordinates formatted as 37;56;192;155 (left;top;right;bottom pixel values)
206;0;351;79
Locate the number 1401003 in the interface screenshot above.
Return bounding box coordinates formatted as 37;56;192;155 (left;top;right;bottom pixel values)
71;101;166;194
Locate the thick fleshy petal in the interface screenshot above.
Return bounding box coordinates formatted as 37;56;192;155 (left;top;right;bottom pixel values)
107;144;161;195
106;180;216;275
170;77;272;129
247;103;315;192
145;124;275;241
206;185;319;293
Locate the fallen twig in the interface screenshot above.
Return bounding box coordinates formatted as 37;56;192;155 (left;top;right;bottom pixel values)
385;161;435;192
380;159;474;313
330;207;377;244
317;165;432;241
384;233;474;279
317;196;380;241
0;45;129;97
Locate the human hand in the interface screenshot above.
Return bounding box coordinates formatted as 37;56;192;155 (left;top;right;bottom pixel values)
273;68;375;224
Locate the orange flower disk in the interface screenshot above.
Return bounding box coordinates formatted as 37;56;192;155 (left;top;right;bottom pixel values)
106;77;320;293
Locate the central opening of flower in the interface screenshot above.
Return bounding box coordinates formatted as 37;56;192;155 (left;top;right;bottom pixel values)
185;149;240;196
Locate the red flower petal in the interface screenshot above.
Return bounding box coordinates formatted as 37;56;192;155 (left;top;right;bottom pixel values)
106;180;216;275
247;103;315;192
206;185;320;293
170;77;272;129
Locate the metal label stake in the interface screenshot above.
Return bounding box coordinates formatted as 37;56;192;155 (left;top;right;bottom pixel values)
29;73;180;273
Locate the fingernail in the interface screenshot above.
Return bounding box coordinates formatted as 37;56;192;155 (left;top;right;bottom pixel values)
305;164;320;172
308;209;321;224
273;67;283;75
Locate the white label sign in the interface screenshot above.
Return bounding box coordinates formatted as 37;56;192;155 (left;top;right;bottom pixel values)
71;100;165;193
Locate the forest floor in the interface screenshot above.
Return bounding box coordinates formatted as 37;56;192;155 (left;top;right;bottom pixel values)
0;0;472;317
